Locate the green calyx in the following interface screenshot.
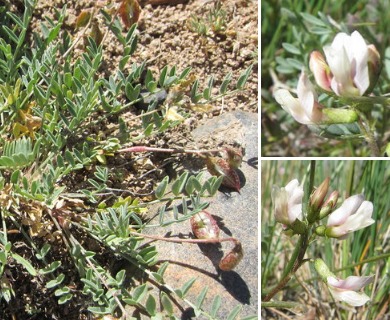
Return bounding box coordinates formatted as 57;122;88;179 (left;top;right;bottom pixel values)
314;258;336;282
322;108;358;124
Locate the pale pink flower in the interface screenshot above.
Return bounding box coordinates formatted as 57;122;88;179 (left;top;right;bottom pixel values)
271;179;304;226
310;31;381;96
327;275;374;306
274;71;325;125
326;194;374;239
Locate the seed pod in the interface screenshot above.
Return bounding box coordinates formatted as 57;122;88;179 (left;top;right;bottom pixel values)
119;0;142;29
219;241;243;271
190;211;220;239
224;147;243;169
75;10;91;29
206;156;241;192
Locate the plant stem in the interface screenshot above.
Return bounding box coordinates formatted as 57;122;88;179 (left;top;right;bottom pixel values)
261;301;303;309
263;161;315;301
263;231;309;301
117;146;225;155
129;231;239;245
357;114;380;156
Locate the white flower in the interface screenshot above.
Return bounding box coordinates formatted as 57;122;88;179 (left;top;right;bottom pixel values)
327;275;374;306
315;258;374;307
310;31;381;96
271;179;304;226
274;71;325;125
326;194;374;239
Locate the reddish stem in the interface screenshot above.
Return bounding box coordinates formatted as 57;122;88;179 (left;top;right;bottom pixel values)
117;146;224;155
130;231;239;245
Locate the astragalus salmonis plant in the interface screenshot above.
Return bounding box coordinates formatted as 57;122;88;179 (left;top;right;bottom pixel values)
0;0;253;318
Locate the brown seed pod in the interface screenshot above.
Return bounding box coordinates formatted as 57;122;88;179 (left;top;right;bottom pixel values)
219;241;243;271
206;157;241;192
119;0;142;29
224;147;243;169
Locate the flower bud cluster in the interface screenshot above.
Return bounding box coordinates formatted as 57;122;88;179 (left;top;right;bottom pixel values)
273;178;374;240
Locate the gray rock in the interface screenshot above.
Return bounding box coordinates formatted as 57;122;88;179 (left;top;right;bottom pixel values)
138;111;258;319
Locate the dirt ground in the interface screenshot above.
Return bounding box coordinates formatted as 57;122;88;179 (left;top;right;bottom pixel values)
0;0;258;318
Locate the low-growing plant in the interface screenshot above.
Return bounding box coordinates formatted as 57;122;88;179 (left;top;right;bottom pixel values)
0;0;254;318
187;0;228;37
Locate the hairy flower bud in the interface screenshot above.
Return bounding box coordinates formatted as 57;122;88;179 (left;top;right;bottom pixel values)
319;190;339;219
308;177;330;223
366;44;381;94
309;51;332;92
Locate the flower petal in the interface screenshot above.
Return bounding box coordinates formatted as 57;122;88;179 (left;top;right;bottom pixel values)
328;276;374;291
297;72;325;123
341;201;374;231
289;202;303;223
285;179;304;222
327;194;365;226
272;180;304;225
328;286;371;306
284;179;300;192
324;33;360;96
309;51;332;91
272;186;289;225
349;31;369;95
274;89;313;124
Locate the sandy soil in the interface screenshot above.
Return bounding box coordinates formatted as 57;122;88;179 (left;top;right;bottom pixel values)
0;0;258;318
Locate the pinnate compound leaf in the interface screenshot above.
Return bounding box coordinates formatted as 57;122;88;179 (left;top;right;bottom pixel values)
133;283;148;302
282;42;301;55
88;306;113;314
219;71;232;94
39;261;61;274
54;286;70;297
37;244;51;260
58;293;73;304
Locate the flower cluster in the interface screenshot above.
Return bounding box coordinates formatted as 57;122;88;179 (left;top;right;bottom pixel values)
274;30;381;125
272;178;375;306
